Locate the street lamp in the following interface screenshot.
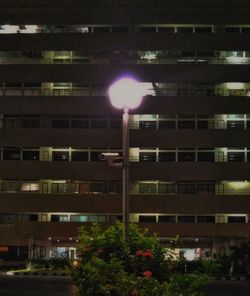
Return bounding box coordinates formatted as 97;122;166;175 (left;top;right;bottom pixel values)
108;77;144;240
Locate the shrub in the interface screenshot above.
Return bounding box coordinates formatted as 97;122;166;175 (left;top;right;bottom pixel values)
73;222;209;296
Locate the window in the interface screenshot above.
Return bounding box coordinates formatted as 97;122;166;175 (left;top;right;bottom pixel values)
52;151;69;161
178;216;195;223
140;27;156;33
158;152;176;162
112;26;128;33
159;121;176;129
158;215;176;223
71;120;89;128
90;182;107;194
23;151;39;161
71;151;88;161
228;216;246;223
52;120;69;128
139;121;156;129
93;27;110;33
177;182;196;194
70;215;88;222
89;215;106;222
108;182;122;194
2;181;20;192
227;121;244;129
178;151;195;161
178;121;195;129
158;27;175;33
197;183;215;194
139;215;156;222
225;27;240;33
90;120;107;129
51;183;69;193
3;148;20;160
139;152;156;162
197;216;215;223
90;151;103;161
177;27;193;33
51;215;68;222
109;120;121;129
195;27;212;33
139;183;157;194
197;152;214;162
197;121;209;129
158;183;176;194
21;182;39;192
228;152;245;162
22;118;40;128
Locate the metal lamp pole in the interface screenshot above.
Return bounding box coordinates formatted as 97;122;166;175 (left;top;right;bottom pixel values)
122;107;129;240
108;77;144;241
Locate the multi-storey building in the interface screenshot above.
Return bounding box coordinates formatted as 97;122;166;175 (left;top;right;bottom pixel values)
0;0;250;261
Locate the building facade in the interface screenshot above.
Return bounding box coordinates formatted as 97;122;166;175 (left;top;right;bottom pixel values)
0;0;250;260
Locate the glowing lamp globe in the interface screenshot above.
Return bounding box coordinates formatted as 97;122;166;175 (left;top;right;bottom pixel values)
108;77;144;110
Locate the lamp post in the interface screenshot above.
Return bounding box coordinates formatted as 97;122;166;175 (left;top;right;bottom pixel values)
108;77;144;240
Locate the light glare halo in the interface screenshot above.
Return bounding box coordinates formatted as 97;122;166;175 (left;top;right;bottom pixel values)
108;77;144;110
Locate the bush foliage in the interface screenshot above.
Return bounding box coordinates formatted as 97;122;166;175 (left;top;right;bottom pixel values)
73;222;209;296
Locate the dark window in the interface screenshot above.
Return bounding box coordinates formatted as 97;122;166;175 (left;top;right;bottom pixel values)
52;120;69;128
247;152;250;161
139;215;156;222
23;151;39;161
195;27;212;33
197;216;215;223
158;216;176;223
71;151;88;161
139;152;156;162
158;183;176;194
228;216;246;223
228;152;245;162
225;27;240;33
197;152;214;162
51;215;60;222
140;27;156;33
158;152;176;162
29;214;38;221
178;216;195;223
93;27;110;33
177;27;193;33
112;26;128;33
52;151;69;161
108;182;122;194
71;120;89;128
227;121;244;129
139;121;156;129
23;119;40;128
178;152;195;161
159;121;176;129
90;120;108;129
158;27;175;33
90;182;107;194
3;148;20;160
177;183;196;194
197;121;209;129
90;151;103;161
178;121;195;129
197;183;215;194
110;120;121;129
242;28;250;33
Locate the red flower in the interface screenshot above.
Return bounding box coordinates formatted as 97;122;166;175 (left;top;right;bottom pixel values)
131;289;139;296
143;270;152;278
143;251;154;258
135;250;144;257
